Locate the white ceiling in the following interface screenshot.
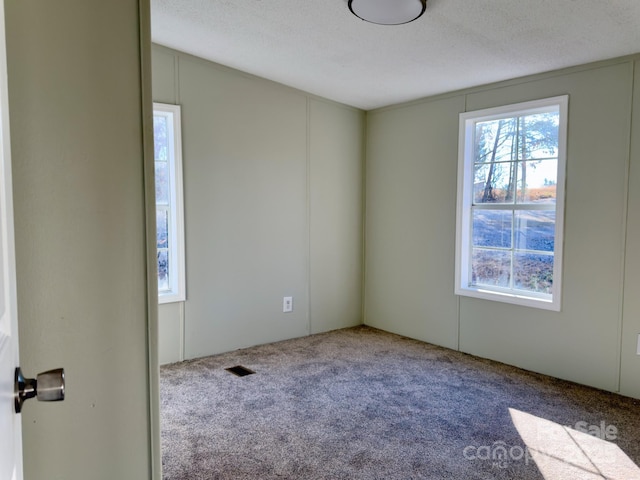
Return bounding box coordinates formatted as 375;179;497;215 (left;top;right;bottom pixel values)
151;0;640;110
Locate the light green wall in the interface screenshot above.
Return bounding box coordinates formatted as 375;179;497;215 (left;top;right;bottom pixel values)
365;58;640;397
365;96;464;349
158;302;182;365
460;64;631;392
152;46;365;362
309;100;364;334
620;60;640;399
6;1;155;479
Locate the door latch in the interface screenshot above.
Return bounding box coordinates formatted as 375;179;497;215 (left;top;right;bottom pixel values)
14;367;65;413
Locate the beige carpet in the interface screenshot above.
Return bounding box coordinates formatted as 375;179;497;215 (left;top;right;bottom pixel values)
160;326;640;479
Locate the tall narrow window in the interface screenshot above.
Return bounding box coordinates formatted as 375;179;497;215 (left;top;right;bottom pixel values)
455;96;568;310
153;103;185;303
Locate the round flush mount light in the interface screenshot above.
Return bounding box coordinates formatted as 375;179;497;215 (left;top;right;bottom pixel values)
348;0;427;25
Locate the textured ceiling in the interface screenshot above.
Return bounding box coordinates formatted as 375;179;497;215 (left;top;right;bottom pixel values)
151;0;640;110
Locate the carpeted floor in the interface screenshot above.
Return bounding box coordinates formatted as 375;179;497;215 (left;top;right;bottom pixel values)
160;326;640;479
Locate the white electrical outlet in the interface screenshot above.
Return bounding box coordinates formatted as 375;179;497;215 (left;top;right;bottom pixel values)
283;296;293;313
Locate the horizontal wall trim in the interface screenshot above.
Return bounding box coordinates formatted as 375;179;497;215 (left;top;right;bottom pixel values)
369;53;640;115
152;43;365;114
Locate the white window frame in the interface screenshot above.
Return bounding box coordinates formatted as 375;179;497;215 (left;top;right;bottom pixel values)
154;103;186;304
455;96;568;311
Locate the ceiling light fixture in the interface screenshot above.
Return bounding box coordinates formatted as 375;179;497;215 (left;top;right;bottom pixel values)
348;0;427;25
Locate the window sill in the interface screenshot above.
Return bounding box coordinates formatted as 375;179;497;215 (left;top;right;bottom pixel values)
159;293;186;305
455;286;560;311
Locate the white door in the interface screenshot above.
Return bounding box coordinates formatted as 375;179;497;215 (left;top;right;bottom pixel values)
0;0;23;477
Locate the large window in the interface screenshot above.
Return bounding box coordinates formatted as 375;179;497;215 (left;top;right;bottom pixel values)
153;103;185;303
455;96;568;310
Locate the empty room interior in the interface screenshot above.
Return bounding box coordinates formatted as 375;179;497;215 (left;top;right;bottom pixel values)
148;1;640;478
8;0;640;479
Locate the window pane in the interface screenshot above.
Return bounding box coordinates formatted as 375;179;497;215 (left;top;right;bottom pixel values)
475;118;517;163
472;210;512;248
473;161;516;203
513;252;553;294
514;211;555;252
521;112;559;160
471;249;511;288
516;160;557;203
157;209;169;250
153;115;168;161
155;161;170;205
158;249;169;291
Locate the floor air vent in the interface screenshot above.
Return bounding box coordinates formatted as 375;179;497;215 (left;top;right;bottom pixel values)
225;365;255;377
